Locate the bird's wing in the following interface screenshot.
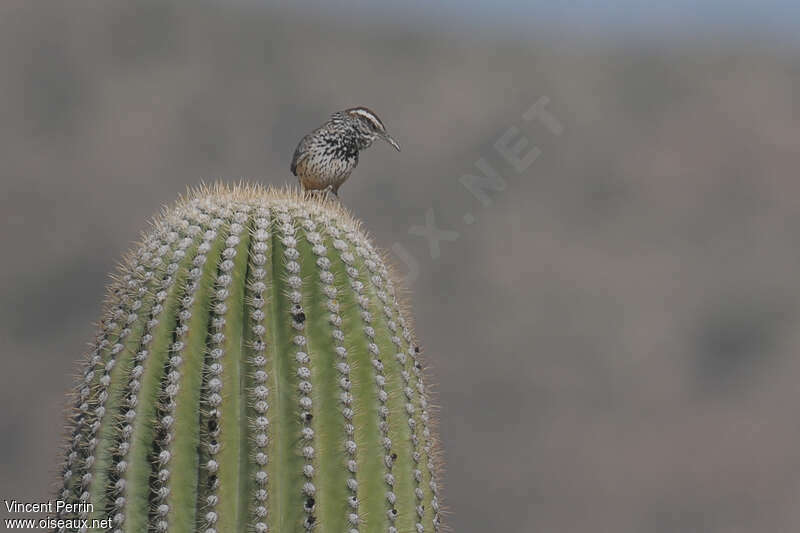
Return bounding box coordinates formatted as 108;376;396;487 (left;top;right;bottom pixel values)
290;136;311;175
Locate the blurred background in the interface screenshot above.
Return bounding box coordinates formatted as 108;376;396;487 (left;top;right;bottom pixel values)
2;1;800;531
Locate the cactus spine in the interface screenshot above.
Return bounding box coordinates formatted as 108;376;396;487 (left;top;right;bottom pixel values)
56;185;441;533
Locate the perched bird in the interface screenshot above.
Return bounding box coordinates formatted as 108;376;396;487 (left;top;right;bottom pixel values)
291;107;400;196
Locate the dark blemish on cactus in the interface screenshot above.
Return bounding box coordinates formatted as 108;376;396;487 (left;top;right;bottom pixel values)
391;453;397;461
305;413;313;422
207;474;217;489
292;304;306;323
414;346;420;354
208;420;217;432
305;497;315;509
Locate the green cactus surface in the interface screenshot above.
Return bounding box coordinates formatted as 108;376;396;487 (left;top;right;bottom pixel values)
56;184;441;533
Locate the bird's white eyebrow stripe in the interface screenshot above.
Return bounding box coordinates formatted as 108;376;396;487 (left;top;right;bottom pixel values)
350;108;384;130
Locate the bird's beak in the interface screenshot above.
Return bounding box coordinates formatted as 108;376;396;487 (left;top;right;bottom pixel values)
382;133;401;152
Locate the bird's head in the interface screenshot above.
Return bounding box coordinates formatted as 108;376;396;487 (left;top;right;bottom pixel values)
342;107;401;151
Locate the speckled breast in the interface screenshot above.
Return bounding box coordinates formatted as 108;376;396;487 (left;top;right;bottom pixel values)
295;153;357;190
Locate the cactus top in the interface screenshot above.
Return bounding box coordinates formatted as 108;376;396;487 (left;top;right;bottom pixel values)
56;184;442;533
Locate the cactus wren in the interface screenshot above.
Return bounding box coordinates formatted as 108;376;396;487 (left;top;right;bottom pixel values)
290;107;400;196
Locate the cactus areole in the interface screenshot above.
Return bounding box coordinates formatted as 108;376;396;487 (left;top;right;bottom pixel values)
56;185;442;533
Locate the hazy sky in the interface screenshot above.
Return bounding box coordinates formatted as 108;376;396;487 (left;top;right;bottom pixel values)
268;1;800;43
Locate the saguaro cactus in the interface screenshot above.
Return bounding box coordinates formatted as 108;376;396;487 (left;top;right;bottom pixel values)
56;185;441;533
